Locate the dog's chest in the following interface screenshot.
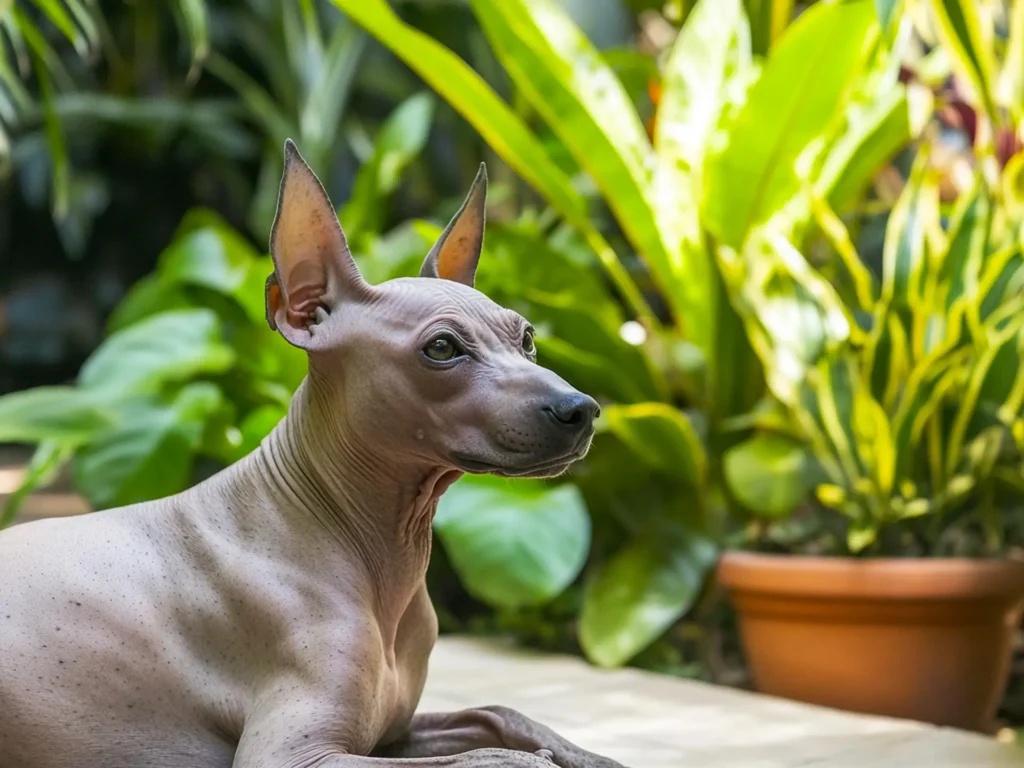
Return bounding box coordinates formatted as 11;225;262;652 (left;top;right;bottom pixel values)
372;585;438;746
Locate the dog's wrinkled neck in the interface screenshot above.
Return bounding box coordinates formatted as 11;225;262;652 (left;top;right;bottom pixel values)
254;377;453;629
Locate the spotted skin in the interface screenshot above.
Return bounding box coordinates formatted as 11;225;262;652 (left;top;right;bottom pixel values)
0;143;621;768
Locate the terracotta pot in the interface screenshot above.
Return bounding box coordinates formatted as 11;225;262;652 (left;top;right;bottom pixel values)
718;552;1024;732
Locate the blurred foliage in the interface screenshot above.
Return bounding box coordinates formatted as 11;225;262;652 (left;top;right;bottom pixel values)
334;0;914;669
1;0;1024;730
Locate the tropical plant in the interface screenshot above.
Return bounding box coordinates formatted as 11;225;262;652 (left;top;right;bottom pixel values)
331;0;930;667
723;0;1024;557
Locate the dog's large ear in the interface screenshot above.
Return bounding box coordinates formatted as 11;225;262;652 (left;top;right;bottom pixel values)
420;163;487;287
266;140;368;348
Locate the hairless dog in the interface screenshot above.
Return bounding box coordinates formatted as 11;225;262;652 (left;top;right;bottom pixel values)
0;142;629;768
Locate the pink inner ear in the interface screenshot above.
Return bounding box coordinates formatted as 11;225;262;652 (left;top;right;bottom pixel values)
285;260;327;329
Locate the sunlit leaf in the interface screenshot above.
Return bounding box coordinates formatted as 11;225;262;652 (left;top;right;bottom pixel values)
924;0;997;119
997;0;1024;119
704;0;877;248
653;0;750;368
330;0;654;326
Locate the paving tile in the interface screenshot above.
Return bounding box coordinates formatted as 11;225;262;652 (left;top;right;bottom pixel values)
425;636;1024;767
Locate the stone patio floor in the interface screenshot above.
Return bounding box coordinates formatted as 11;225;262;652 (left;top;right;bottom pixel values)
2;451;1023;766
425;637;1023;767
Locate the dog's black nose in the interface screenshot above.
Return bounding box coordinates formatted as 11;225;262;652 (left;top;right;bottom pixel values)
543;393;600;430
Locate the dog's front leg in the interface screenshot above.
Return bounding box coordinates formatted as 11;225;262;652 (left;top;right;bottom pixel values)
237;747;552;768
373;707;627;768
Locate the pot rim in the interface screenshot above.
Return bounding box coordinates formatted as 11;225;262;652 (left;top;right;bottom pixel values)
717;551;1024;600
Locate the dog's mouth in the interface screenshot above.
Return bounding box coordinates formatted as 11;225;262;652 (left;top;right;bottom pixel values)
452;441;591;479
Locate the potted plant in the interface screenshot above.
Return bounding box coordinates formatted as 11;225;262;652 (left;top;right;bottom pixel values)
716;108;1024;731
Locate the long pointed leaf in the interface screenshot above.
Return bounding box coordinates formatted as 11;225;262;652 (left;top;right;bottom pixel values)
653;0;750;368
881;147;939;309
924;0;997;120
330;0;653;326
467;1;674;318
704;0;878;248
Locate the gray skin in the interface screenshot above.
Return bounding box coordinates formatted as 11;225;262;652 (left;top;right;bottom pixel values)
0;142;628;768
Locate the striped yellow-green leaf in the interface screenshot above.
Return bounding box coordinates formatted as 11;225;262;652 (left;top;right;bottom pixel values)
945;315;1024;476
851;385;895;497
939;175;992;314
881;147;940;310
997;0;1024;120
819;87;912;213
924;0;997;121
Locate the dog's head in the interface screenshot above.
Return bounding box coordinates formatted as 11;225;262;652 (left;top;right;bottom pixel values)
265;141;598;478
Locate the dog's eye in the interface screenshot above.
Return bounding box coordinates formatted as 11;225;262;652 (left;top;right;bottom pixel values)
522;328;536;357
424;336;459;362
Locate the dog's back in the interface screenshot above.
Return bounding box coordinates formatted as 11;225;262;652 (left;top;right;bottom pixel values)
0;504;244;768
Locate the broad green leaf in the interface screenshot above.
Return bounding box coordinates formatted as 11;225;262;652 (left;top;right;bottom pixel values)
73;384;224;510
979;247;1024;321
79;309;235;396
811;356;865;488
434;476;590;609
891;349;967;479
330;0;653;326
723;433;810;518
238;404;287;457
704;0;877;248
652;0;750;366
536;338;657;405
230;322;308;394
847;521;878;553
579;525;716;667
924;0;997;119
602;403;706;487
726;232;853;406
0;387;114;444
0;440;72;528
